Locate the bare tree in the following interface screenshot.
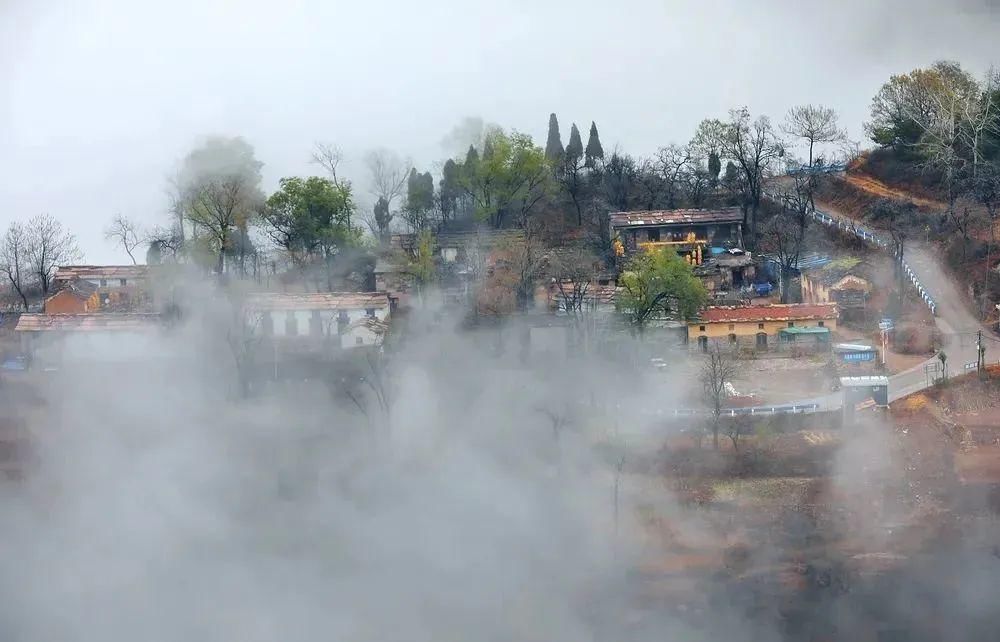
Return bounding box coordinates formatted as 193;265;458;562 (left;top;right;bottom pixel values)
655;144;692;209
227;310;264;398
365;148;411;228
104;213;143;264
25;214;81;296
700;342;738;450
0;222;33;310
694;108;784;246
760;174;811;302
311;142;351;230
783;105;845;168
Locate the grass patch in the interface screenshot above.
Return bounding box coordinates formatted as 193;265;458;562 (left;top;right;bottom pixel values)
711;477;817;505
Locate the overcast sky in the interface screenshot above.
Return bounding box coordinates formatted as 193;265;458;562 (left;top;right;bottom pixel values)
2;0;998;262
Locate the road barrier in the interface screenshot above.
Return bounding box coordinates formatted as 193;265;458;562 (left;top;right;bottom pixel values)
774;194;939;317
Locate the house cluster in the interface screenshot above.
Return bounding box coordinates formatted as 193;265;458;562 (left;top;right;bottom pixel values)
14;264;392;368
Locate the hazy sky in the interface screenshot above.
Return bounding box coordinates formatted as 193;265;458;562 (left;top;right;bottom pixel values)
2;0;998;262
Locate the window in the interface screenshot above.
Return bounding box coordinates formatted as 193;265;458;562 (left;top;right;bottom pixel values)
787;321;795;327
818;321;825;327
356;337;364;346
598;279;610;286
441;247;458;262
365;308;376;318
756;332;768;348
758;323;764;330
728;333;737;345
119;279;127;287
697;336;708;352
99;279;107;287
285;312;298;336
728;323;735;331
699;325;706;332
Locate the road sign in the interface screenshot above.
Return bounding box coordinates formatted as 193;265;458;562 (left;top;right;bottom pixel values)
965;362;977;370
879;319;894;331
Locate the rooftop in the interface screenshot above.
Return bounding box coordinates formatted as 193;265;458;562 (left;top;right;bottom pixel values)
244;292;390;311
49;279;99;301
610;208;744;228
15;313;162;332
695;303;839;324
53;265;150;281
802;256;871;287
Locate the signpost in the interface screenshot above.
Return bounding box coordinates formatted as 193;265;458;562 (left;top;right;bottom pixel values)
878;319;893;367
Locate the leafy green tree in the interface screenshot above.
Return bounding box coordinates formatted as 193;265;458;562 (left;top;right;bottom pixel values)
403;168;436;230
545;113;564;162
179;136;264;274
616;248;707;335
585;121;604;168
459;129;551;228
262;176;358;287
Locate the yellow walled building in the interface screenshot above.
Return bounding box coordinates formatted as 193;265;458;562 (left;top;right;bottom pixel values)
687;303;839;350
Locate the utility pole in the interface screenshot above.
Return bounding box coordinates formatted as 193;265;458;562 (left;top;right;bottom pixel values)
978;330;986;375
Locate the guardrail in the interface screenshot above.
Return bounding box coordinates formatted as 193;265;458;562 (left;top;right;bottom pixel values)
808;207;937;316
653;402;824;418
766;189;938;317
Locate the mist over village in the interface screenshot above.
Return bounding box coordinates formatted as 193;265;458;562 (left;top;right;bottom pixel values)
3;1;1000;640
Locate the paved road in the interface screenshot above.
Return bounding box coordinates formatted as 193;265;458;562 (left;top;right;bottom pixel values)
811;201;994;404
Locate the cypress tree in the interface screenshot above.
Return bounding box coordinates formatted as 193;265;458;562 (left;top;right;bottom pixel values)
566;123;584;161
585;121;604;168
545;113;564;162
708;151;721;187
465;144;479;167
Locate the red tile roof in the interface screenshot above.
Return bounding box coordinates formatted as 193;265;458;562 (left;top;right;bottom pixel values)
610;208;744;228
14;313;162;332
696;303;838;324
245;292;390;311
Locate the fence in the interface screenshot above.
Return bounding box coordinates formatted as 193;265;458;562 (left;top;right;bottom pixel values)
803;206;937;316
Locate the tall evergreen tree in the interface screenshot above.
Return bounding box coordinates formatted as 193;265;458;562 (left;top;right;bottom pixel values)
566;123;584;161
440;159;461;221
585;121;605;168
545;113;564;162
707;151;722;187
465;144;480;168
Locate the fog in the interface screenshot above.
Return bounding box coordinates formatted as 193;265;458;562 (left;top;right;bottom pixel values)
2;0;999;261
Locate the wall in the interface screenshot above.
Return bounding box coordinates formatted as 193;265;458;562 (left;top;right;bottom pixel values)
44;291;97;314
687;317;838;345
801;274;831;305
255;306;388;339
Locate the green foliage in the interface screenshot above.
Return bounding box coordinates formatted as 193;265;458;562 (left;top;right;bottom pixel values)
566;123;584;161
585;121;604;168
262;176;358;260
616;248;707;332
545;113;564;162
458;129;552;228
404;168;436;230
408;229;436;287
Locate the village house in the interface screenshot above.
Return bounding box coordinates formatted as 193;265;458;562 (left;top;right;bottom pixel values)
243;292;390;349
375;229;526;309
14;313;165;365
610;208;744;259
43;279;100;313
52;265;151;310
687;303;839;351
800;257;872;324
610;208;754;295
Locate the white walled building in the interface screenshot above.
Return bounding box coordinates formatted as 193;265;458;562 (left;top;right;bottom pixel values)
243;292;390;349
